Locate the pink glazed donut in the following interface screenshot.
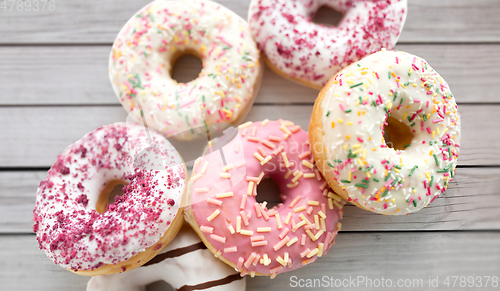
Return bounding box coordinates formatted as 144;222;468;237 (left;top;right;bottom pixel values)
248;0;407;89
184;120;344;277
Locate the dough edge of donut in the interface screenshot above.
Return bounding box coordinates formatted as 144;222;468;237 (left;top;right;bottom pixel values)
309;62;396;216
262;54;324;90
183;137;272;277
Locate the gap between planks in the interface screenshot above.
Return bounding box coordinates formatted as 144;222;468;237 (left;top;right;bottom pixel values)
0;0;499;43
1;44;499;105
2;167;499;233
0;105;496;167
0;232;499;291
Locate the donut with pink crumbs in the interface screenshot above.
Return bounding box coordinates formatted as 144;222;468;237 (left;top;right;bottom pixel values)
184;120;344;278
33;123;187;276
248;0;407;90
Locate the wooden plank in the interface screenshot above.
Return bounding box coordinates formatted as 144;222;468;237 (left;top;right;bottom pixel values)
1;44;499;105
1;232;499;290
1;0;499;44
3;167;499;233
0;104;496;167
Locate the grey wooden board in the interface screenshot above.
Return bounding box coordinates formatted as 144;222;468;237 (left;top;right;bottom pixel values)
3;167;499;233
0;104;496;167
1;44;499;105
0;0;499;44
1;232;499;291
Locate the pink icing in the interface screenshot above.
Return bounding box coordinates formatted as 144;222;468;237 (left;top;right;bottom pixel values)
187;120;343;276
33;123;186;271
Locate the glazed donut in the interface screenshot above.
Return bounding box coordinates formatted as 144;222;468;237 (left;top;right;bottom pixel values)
184;120;343;277
309;50;461;215
33;123;187;275
110;0;263;141
87;224;245;291
248;0;407;89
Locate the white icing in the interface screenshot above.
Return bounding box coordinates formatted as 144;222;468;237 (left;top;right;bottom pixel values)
87;225;245;291
110;0;261;140
318;50;461;215
33;123;186;270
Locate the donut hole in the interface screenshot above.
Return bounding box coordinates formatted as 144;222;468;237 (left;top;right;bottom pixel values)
96;180;128;214
312;5;344;27
146;280;175;291
255;178;283;208
170;51;203;84
383;117;414;151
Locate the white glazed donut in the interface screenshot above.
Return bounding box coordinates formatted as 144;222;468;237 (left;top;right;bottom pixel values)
248;0;407;89
309;50;461;215
87;224;246;291
110;0;263;141
33;123;187;275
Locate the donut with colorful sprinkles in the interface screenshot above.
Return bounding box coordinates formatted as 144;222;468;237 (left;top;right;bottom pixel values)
309;50;461;215
184;120;344;277
248;0;407;89
33;123;187;275
110;0;263;140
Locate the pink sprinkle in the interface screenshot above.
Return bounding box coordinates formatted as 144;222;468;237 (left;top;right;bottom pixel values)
207;198;222;206
179;99;196;108
262;209;270;221
224;247;237;253
299;151;311;159
240;195;246;209
269;135;281;142
426;127;432;134
262;139;276;149
236;257;244;270
250;236;265;242
270;266;283;274
210;234;226;243
433;119;444;123
273;145;285;156
339;103;346;111
246;176;259;182
289;196;302;208
300;248;311;258
273;236;290;251
240;211;249;226
408;197;414;204
200;226;214;233
251;240;268;247
357;137;364;142
319;181;328;190
279;228;289;239
301;234;307;246
254;203;262;218
244;252;257;268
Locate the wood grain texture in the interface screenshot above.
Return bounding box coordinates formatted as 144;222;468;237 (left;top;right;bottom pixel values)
1;0;499;44
4;167;499;233
0;104;496;167
1;232;499;291
1;44;499;105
